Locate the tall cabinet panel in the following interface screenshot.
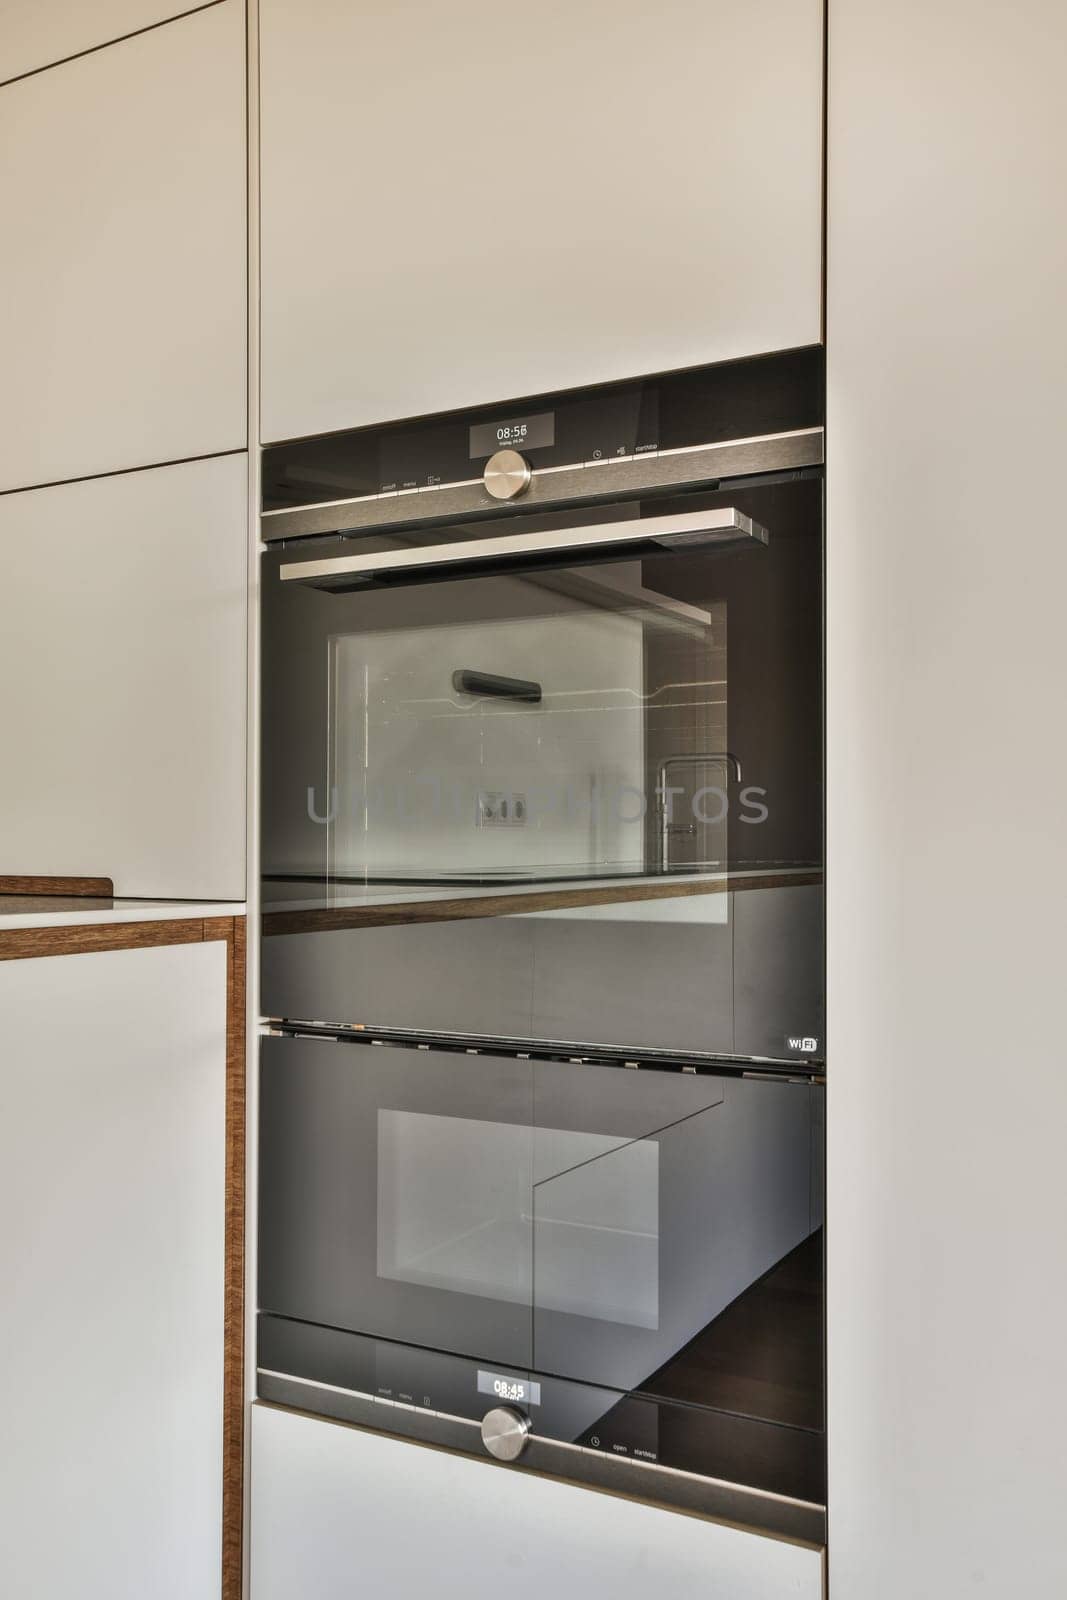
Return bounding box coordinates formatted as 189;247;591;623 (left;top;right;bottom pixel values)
0;0;216;82
827;2;1067;1595
250;1406;824;1600
259;0;824;442
0;455;247;899
0;938;228;1600
0;0;246;492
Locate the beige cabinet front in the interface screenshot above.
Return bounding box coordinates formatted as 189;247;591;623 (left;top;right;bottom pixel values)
0;0;246;491
250;1405;824;1600
0;0;213;82
0;938;228;1600
259;0;824;443
0;454;247;900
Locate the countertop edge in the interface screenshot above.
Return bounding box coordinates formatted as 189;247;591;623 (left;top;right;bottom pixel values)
0;899;248;931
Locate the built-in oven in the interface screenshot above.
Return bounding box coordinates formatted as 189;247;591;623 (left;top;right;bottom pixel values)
257;347;826;1542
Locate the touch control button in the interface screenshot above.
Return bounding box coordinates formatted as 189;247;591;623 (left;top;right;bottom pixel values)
483;449;532;500
480;1406;531;1462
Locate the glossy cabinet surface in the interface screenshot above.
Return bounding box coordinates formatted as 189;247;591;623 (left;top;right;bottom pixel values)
0;0;246;490
0;939;227;1600
259;0;824;442
0;454;247;899
250;1405;824;1599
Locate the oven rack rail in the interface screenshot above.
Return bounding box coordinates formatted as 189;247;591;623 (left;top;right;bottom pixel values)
261;1019;824;1081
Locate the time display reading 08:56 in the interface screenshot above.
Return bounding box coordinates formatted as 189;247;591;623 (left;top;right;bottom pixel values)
477;1370;542;1407
469;411;555;459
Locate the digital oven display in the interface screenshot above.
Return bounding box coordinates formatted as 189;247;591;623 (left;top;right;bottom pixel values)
469;411;555;459
477;1370;542;1407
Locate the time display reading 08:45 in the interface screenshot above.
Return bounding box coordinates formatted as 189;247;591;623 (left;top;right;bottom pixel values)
477;1370;542;1407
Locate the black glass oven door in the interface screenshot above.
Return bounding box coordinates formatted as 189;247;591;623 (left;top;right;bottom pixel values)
259;1032;823;1435
260;476;824;1066
532;1062;823;1428
259;1033;535;1368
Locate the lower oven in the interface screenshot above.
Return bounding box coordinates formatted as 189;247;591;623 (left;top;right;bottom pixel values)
258;1030;824;1541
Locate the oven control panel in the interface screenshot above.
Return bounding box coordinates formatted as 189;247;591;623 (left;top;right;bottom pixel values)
264;381;659;511
256;1312;826;1539
261;345;824;522
258;1313;661;1464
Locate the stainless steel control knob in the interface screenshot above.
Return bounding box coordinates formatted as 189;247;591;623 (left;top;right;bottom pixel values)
480;1406;531;1462
483;449;532;500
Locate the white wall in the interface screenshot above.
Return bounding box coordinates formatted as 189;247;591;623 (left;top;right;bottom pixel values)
827;2;1067;1595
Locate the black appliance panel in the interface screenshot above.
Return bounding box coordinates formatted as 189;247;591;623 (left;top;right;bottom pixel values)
258;1033;823;1412
256;1314;825;1513
256;354;828;1536
262;346;822;512
260;478;824;1064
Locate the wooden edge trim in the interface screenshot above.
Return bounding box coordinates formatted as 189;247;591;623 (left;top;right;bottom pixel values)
0;916;208;962
209;917;247;1600
0;874;115;897
263;871;825;938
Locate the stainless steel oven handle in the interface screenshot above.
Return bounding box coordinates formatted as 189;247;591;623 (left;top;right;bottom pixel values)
279;507;767;589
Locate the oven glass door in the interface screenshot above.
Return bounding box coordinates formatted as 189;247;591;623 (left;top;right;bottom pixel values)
261;476;823;1065
259;1033;823;1435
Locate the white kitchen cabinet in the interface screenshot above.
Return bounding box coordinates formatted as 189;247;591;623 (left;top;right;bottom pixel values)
0;454;247;900
0;0;246;491
0;0;216;83
0;936;228;1600
250;1405;824;1600
259;0;823;443
827;1;1067;1595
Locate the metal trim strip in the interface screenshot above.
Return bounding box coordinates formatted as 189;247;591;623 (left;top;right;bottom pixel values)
260;1019;825;1079
278;506;763;588
260;427;824;543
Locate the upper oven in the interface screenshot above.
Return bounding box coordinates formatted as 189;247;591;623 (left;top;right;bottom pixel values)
259;349;825;1068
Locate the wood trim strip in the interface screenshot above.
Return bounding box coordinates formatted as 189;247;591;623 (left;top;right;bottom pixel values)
0;874;114;897
207;917;246;1600
263;870;824;937
0;916;207;962
0;911;246;1599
